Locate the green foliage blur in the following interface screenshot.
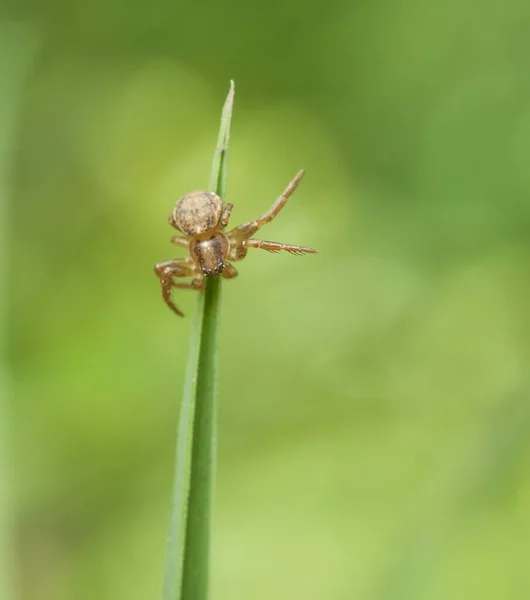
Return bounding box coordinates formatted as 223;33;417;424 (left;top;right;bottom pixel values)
1;0;530;598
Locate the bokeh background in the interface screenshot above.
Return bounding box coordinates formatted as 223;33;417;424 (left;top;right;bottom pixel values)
1;1;530;598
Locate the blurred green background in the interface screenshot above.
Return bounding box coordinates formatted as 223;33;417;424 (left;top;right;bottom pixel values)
2;0;530;598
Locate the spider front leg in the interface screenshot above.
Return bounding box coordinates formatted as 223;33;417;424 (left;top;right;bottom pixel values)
246;239;317;255
154;258;203;316
170;236;189;249
228;169;305;244
227;170;315;260
220;203;233;228
228;238;317;261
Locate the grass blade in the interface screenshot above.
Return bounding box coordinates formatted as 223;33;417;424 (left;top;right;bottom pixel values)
162;80;235;600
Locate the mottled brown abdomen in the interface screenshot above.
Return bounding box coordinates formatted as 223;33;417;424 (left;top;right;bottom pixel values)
170;191;222;236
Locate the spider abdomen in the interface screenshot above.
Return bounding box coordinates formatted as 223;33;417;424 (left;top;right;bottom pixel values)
170;191;223;236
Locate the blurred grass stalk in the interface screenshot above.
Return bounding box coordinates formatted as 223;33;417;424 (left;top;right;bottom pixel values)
163;81;234;600
0;24;39;600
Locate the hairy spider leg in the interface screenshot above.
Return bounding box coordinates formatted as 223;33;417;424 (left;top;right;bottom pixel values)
220;203;234;228
170;236;189;248
154;258;203;316
228;169;305;244
226;170;317;260
245;239;317;255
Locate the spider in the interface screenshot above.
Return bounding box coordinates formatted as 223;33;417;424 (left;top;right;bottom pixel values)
154;169;317;316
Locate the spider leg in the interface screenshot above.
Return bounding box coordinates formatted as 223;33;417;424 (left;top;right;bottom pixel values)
246;239;317;255
170;236;189;248
227;170;305;243
220;203;234;228
170;276;205;290
154;258;202;316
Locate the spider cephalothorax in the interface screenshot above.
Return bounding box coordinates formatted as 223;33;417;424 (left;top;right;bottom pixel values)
154;170;317;316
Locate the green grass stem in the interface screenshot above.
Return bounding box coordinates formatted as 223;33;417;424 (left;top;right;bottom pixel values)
162;81;235;600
